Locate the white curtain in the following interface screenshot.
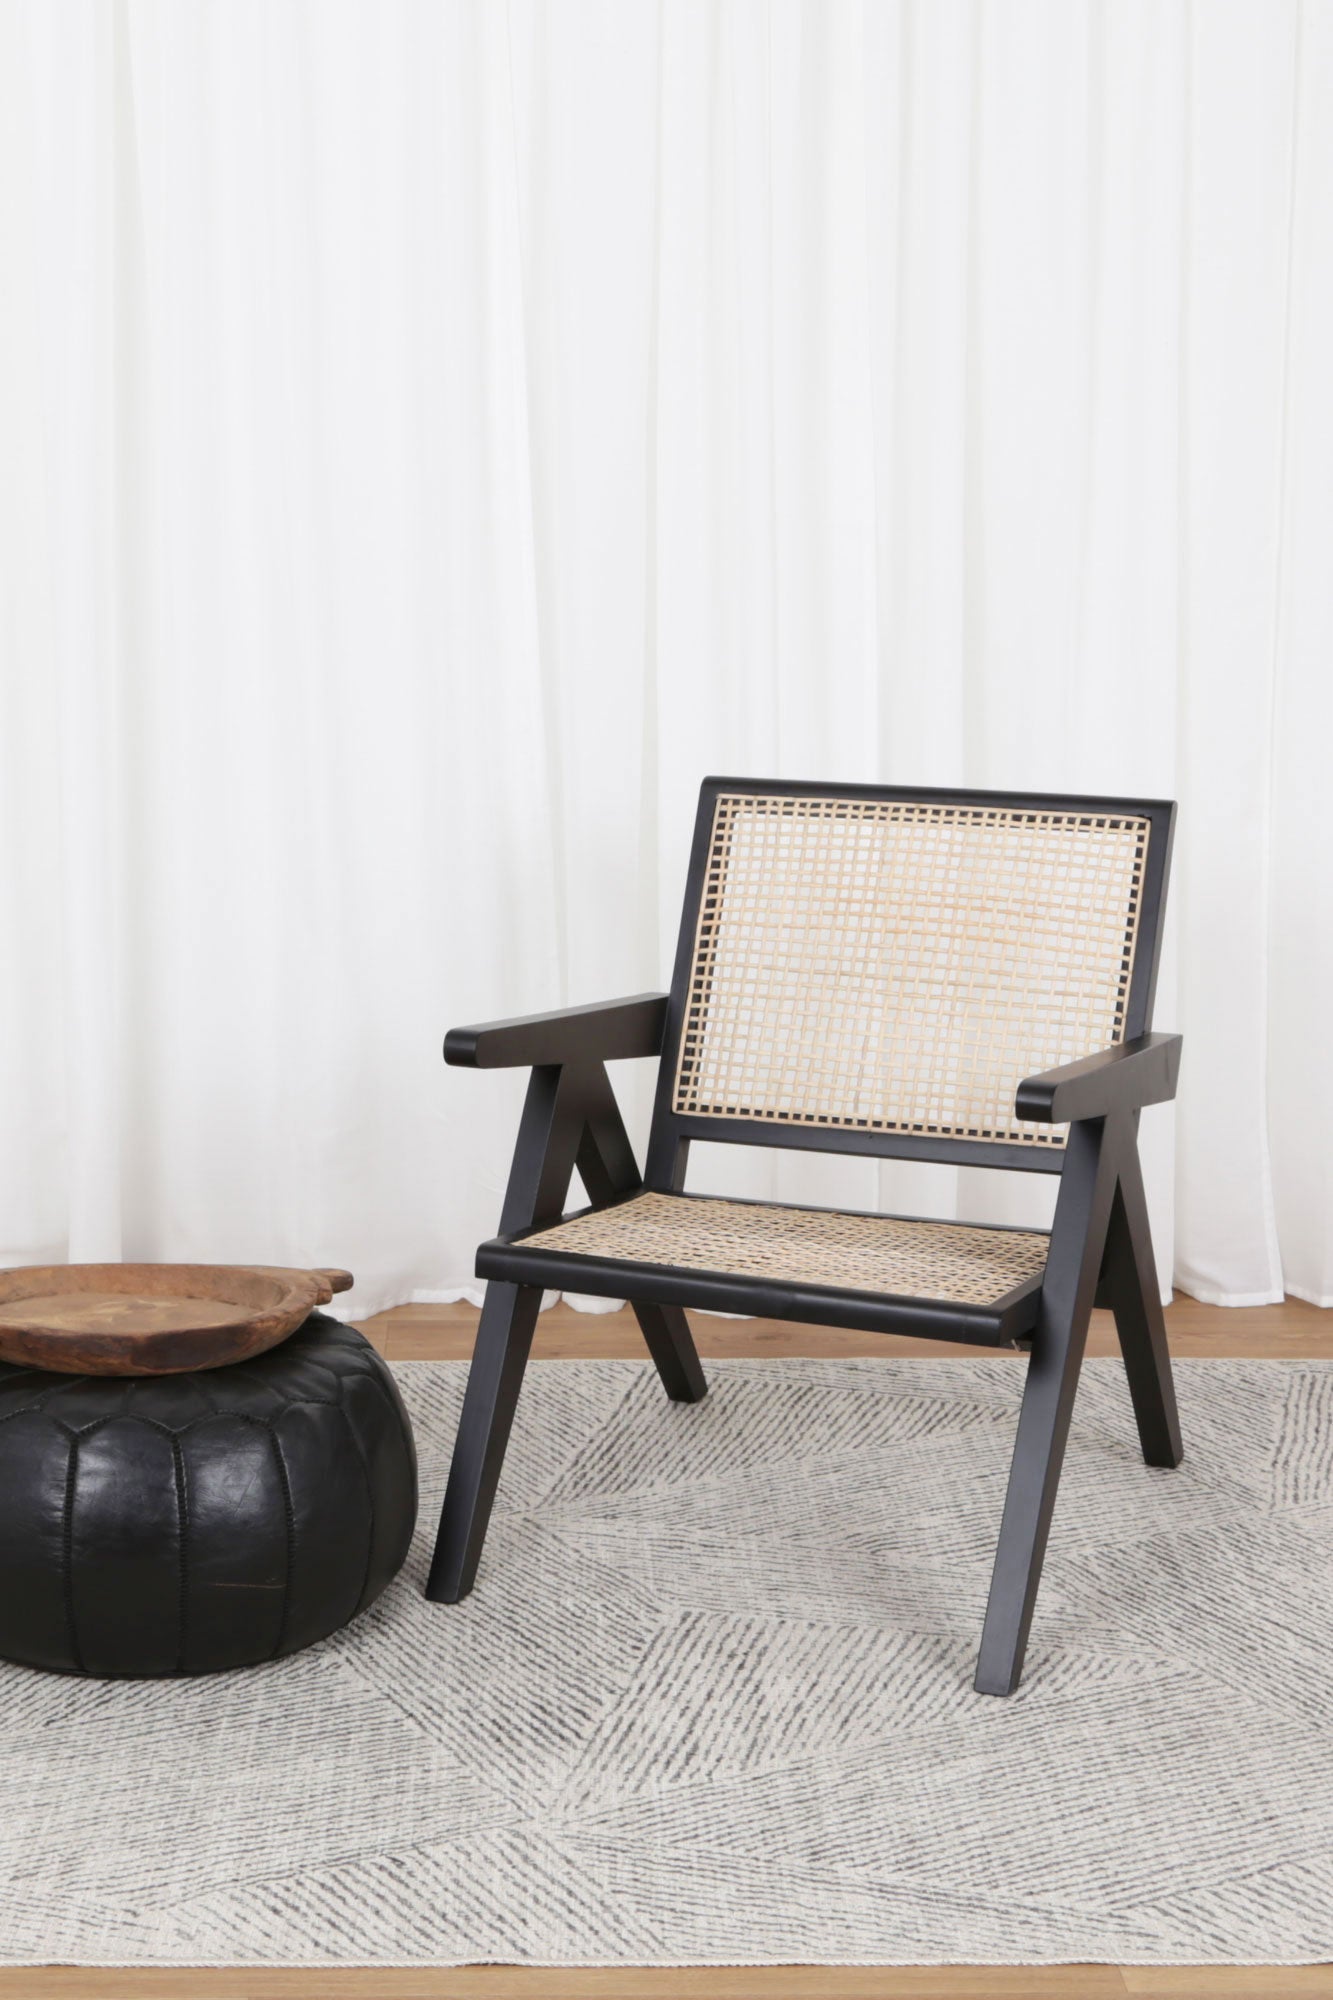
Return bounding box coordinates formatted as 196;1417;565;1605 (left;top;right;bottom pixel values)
2;0;1329;1316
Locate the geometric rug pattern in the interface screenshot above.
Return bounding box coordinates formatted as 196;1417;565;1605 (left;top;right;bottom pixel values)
3;1356;1332;1966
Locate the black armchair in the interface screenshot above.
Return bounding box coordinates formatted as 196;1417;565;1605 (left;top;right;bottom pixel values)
428;779;1184;1696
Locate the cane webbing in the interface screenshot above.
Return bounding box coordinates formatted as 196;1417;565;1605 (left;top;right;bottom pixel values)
518;1193;1048;1308
673;793;1150;1148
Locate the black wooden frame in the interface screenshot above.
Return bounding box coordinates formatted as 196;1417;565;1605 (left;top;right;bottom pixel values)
427;778;1183;1697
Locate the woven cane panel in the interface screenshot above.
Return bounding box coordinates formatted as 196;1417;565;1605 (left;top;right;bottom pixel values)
673;793;1150;1146
519;1193;1048;1308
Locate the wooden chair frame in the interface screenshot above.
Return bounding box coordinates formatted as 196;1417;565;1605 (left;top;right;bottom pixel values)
427;779;1183;1696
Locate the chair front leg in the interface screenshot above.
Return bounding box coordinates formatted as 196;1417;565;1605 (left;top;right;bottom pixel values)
426;1281;542;1602
973;1113;1121;1696
427;1057;708;1605
575;1066;707;1404
426;1062;586;1603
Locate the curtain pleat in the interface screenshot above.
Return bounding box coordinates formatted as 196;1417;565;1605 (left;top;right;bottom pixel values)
1;0;1328;1312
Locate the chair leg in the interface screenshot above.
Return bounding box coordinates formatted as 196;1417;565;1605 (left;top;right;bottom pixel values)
973;1116;1119;1696
630;1300;707;1403
1101;1152;1183;1469
427;1056;704;1608
973;1314;1089;1696
575;1065;707;1404
425;1281;542;1603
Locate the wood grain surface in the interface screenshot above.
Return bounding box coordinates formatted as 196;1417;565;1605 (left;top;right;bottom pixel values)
4;1955;1332;1997
364;1290;1332;1363
0;1265;353;1375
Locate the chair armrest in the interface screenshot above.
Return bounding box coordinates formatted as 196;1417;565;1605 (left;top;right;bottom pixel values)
1015;1032;1182;1124
444;993;669;1070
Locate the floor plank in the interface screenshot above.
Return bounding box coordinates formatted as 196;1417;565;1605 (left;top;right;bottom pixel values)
12;1967;1333;1998
9;1297;1328;1999
372;1293;1333;1363
1121;1974;1333;1998
0;1969;1137;1999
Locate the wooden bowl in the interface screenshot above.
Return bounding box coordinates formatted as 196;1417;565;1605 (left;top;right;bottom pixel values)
0;1265;355;1376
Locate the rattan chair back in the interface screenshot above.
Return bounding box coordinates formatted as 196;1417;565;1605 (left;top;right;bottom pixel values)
652;781;1173;1171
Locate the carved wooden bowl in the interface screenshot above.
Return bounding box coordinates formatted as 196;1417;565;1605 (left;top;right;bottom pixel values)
0;1265;355;1376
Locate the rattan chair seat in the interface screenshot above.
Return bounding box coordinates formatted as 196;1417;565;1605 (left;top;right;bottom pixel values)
496;1191;1049;1315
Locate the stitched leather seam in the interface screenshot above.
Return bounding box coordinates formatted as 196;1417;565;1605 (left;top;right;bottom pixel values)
263;1422;297;1661
0;1401;350;1439
0;1369;123;1415
335;1404;377;1615
171;1434;189;1674
61;1436;83;1675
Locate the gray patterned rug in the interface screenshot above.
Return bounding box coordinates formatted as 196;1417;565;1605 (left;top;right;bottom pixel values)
3;1355;1333;1967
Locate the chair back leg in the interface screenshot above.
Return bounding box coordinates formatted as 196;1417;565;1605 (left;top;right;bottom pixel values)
1100;1144;1184;1469
575;1067;707;1404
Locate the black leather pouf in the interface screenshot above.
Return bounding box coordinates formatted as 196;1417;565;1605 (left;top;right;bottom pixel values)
0;1314;417;1677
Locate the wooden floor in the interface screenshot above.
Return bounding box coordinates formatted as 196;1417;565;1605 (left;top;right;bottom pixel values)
9;1969;1333;1999
10;1294;1331;2000
360;1292;1333;1365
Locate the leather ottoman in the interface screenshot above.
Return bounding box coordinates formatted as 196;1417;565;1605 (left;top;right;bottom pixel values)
0;1314;417;1677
